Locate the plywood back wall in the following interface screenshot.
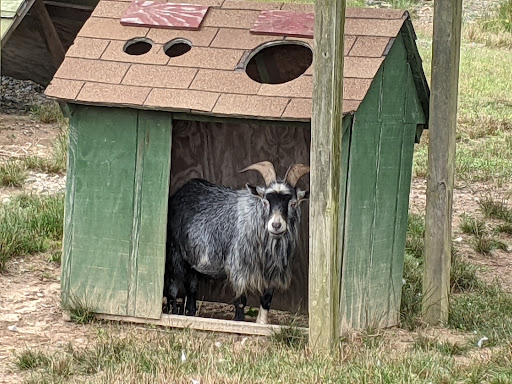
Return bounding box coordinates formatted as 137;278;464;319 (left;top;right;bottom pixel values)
169;120;311;312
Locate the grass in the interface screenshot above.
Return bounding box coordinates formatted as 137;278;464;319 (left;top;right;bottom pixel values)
479;196;512;222
0;193;64;273
30;102;65;125
413;38;512;183
464;0;512;48
22;126;68;175
480;0;512;33
0;160;27;187
459;213;486;236
63;294;96;325
12;325;512;384
472;235;508;255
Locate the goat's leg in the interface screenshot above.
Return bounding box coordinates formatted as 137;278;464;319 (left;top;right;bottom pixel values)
169;280;180;315
256;288;274;324
233;294;247;321
184;270;198;316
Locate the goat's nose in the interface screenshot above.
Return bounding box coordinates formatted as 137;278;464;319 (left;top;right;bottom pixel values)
272;222;281;230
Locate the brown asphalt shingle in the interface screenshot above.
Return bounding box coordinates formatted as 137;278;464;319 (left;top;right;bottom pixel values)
46;0;410;121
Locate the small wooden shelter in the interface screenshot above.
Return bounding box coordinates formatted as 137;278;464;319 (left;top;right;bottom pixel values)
45;0;429;333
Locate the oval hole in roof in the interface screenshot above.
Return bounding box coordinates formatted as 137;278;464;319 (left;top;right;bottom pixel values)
245;41;312;85
164;39;192;58
123;37;153;55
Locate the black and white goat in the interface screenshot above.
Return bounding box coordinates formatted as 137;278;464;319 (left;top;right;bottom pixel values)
163;161;309;324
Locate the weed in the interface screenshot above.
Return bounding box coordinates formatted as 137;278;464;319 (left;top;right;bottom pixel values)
451;253;483;293
0;194;64;273
496;223;512;235
479;196;512;222
22;127;68;174
48;249;62;265
459;213;486;236
472;235;508;254
406;213;425;259
0;160;27;187
400;253;423;330
413;334;469;356
15;349;51;370
481;0;512;33
271;322;307;350
449;282;512;345
63;294;96;325
30;102;65;124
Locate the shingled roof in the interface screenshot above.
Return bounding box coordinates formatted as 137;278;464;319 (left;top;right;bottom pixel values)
45;0;419;121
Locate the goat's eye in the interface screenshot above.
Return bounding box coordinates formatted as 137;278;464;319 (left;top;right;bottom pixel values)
263;200;269;207
290;202;297;209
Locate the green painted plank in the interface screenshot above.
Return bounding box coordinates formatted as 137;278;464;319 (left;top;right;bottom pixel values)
380;34;408;122
387;123;417;322
64;105;138;316
404;65;427;125
60;106;78;307
340;121;380;329
131;110;172;319
366;123;405;328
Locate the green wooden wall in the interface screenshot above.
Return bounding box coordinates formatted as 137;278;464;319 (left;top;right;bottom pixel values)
339;33;426;330
62;106;171;319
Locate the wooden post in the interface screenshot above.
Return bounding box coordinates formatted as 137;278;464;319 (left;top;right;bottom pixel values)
32;0;66;69
423;0;463;324
309;0;346;350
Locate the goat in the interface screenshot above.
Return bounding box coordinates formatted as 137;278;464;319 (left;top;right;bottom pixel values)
163;161;310;324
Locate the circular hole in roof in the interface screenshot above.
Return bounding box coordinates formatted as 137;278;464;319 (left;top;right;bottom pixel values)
164;39;192;58
123;38;154;55
245;41;313;85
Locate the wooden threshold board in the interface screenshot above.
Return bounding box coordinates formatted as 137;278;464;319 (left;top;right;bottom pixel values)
96;313;308;336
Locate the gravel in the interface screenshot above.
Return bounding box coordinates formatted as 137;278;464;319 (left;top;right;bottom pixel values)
0;76;50;115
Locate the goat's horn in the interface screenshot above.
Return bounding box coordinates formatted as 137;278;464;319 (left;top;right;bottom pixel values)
285;164;310;187
239;161;277;187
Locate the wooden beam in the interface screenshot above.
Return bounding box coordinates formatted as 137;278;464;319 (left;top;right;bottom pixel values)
423;0;463;324
32;0;65;69
96;314;308;337
309;0;346;350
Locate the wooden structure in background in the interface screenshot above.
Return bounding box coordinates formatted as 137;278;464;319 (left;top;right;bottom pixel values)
1;0;97;85
45;0;429;338
423;0;463;324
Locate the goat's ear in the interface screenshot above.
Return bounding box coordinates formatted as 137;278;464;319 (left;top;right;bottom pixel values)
297;189;310;203
246;183;265;198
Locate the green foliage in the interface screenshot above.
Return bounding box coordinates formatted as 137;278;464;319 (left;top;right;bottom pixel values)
405;213;425;259
271;325;307;350
496;222;512;235
0;194;64;273
30;102;65;124
15;349;51;370
479;196;512;222
481;0;512;33
472;235;508;255
22;127;68;174
413;334;469;356
63;294;96;325
0;160;27;187
449;283;512;345
459;213;486;236
450;250;483;293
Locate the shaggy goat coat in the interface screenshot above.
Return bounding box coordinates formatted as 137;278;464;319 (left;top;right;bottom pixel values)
166;179;301;297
